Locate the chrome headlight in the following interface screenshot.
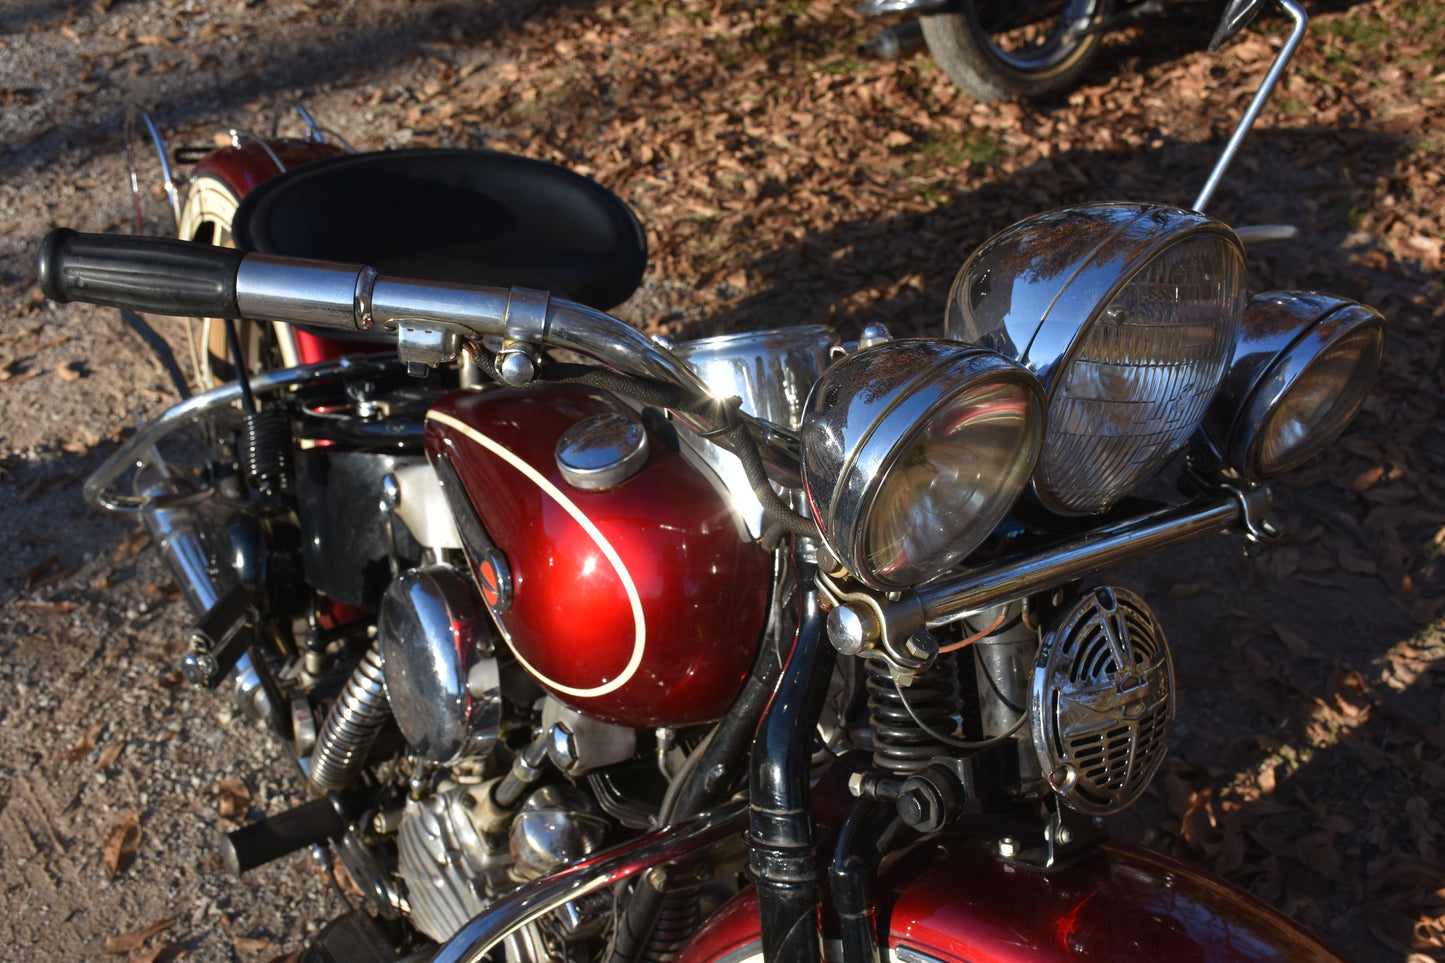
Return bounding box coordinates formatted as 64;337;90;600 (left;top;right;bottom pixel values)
946;202;1245;515
801;340;1044;590
1202;292;1385;481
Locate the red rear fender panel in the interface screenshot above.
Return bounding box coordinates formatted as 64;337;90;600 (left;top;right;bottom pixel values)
191;139;381;364
192;140;345;198
676;838;1346;963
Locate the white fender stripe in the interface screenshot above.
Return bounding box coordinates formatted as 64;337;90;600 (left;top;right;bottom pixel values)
427;410;646;699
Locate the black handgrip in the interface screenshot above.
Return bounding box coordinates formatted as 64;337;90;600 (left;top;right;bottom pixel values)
38;228;245;318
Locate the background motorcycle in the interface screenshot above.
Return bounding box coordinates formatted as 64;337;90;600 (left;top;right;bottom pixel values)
31;1;1387;960
861;0;1179;103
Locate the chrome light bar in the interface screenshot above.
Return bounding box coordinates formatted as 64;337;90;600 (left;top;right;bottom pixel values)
824;486;1274;654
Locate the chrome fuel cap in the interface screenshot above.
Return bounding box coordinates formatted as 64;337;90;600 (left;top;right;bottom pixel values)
555;411;650;490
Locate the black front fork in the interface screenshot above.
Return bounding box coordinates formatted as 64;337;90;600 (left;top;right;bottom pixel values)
747;541;837;963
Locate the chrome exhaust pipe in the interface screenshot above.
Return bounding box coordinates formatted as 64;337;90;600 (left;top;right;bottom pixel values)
133;462;274;723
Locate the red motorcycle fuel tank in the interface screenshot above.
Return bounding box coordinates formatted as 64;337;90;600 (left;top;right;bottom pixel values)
424;384;771;728
676;836;1348;963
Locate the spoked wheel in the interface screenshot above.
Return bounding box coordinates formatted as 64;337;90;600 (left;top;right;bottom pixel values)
920;0;1115;102
177;174;293;390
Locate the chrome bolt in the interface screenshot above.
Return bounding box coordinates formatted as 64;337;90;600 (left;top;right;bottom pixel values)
998;836;1019;859
858;323;893;349
497;351;536;386
826;605;878;656
380;473;402;512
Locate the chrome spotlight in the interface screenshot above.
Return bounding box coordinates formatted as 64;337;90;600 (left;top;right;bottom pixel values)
800;339;1044;590
1201;291;1386;482
946;202;1246;515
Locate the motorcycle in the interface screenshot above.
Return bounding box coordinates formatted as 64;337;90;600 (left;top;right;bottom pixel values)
37;0;1382;960
859;0;1179;103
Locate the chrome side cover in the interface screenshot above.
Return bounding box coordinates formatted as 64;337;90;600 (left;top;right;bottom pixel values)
379;565;502;766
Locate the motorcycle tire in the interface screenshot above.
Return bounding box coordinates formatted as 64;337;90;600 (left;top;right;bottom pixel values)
919;0;1115;103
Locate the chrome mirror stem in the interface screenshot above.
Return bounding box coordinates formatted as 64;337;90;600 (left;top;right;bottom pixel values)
1193;0;1308;214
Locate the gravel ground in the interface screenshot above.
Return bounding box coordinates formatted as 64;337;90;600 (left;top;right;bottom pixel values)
2;0;1441;960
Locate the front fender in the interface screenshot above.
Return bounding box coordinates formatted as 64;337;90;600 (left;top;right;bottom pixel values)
677;837;1345;963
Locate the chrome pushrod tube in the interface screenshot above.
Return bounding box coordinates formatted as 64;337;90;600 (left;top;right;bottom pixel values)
85;356;406;513
917;487;1271;627
434;802;749;963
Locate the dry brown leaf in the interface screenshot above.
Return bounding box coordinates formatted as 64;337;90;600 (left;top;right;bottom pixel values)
56;361;83;382
332;858;365;899
20;468;79;502
12;554;58;589
112;529;151;563
217;779;251;819
28;565;78;589
1352;465;1387;491
65;721;104;764
131;942;185;963
1296;831;1346;882
103;812;142;876
102;917;174;955
234;935;272;954
14;599;81;616
96;740;126;769
0;368;40;386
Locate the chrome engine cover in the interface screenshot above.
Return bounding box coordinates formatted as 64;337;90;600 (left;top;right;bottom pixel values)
396;783;614;947
379;565;502;766
1030;586;1173;816
396;786;503;943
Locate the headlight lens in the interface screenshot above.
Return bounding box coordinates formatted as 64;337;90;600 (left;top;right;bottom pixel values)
1204;292;1386;480
1040;235;1242;512
801;340;1043;590
946;203;1245;515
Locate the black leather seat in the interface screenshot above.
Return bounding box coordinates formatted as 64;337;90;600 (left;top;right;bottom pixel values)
231;148;648;343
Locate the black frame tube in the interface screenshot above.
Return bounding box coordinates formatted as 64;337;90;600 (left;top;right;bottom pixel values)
830;798;903;963
748;545;835;963
605;562;792;963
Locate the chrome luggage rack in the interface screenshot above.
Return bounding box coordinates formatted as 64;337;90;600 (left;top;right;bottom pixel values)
122;102;356;237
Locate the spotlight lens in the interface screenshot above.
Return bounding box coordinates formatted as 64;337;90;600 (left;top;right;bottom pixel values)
864;380;1039;585
1255;326;1383;477
1039;234;1242;513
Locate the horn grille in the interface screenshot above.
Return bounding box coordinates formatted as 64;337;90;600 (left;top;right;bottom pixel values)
1031;586;1173;815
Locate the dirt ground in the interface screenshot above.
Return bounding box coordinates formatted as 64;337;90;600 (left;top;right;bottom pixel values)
1;0;1442;959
